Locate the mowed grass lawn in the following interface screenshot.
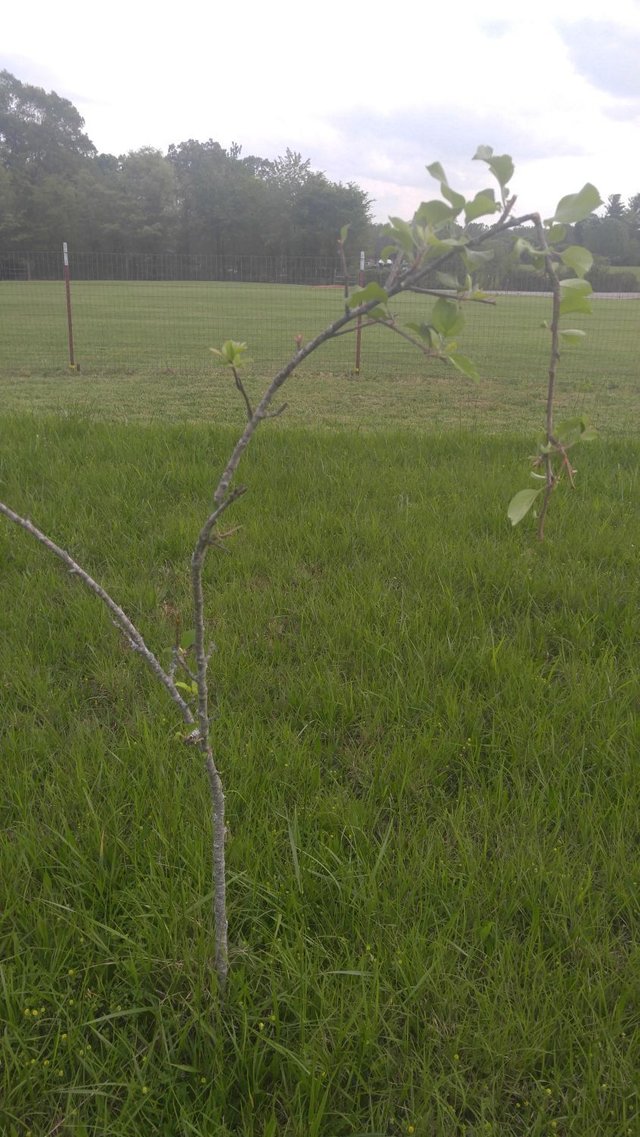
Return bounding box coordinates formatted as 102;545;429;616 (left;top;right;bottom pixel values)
0;281;638;433
1;413;639;1136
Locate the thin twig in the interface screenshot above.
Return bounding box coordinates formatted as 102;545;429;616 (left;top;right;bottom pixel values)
231;364;253;421
337;233;350;314
530;213;561;540
408;285;497;305
0;502;194;725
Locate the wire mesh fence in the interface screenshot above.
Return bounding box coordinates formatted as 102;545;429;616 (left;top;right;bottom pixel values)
0;251;347;284
1;252;638;414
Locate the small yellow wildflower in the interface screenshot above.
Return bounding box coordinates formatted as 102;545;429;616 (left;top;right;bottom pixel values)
141;1085;149;1094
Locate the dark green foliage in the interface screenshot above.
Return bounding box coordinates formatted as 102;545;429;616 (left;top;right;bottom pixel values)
0;72;372;259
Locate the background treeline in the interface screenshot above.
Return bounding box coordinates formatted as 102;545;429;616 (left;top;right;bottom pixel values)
472;198;640;292
1;69;639;290
0;71;371;260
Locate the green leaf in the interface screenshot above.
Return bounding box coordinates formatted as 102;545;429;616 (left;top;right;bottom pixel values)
406;321;435;346
508;488;542;526
559;277;593;317
339;224;350;245
559;294;593;317
463;248;494;268
176;680;199;695
431;298;464;337
447;353;479;381
514;237;538;259
551;183;602;225
488;154;514;189
513;237;546;270
435;271;461;290
465;191;499;223
442;186;465;212
211;339;248;365
425;163;465;210
560;245;593;278
558;328;587;345
414;199;456;226
546;224;567;245
426;161;448;184
560;278;593;294
346;282;388;309
180;629;196;649
387;216;415;256
367;306;389;321
472;147;514;201
379;245;397;262
473;145;494;162
426;235;466;251
555;416;596;445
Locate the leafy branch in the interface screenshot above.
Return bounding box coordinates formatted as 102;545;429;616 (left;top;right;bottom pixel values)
507;183;601;538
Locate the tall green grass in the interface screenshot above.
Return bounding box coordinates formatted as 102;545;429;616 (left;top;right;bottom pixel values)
1;416;638;1135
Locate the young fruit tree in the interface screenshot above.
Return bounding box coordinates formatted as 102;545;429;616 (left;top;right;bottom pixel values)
0;149;600;996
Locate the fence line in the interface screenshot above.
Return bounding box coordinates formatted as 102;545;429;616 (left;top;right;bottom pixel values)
0;257;638;427
0;250;353;285
2;249;639;292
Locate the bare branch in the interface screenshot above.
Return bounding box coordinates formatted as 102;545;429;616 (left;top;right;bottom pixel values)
0;501;194;725
528;212;562;541
408;285;497;306
231;363;253;422
265;402;288;419
375;320;433;355
383;250;406;292
337;234;350;315
206;749;228;992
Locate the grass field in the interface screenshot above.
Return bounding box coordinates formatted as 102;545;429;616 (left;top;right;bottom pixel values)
0;282;638;434
1;412;639;1136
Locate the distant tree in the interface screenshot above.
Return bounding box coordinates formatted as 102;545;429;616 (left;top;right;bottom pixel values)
286;173;372;258
604;193;625;219
267;149;312;195
115;148;178;253
626;193;640;233
0;69;95;174
0;69;375;259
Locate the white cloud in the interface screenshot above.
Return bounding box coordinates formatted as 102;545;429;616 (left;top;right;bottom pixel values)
3;1;640;221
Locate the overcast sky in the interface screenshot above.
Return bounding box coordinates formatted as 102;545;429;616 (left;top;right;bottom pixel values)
3;0;640;221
